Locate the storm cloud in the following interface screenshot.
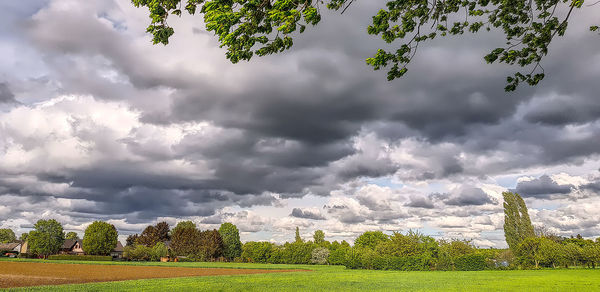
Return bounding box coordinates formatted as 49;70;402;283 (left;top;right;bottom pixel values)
0;0;599;246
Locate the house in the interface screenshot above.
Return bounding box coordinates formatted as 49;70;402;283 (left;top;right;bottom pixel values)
20;241;29;254
60;239;84;255
110;241;124;259
0;242;22;257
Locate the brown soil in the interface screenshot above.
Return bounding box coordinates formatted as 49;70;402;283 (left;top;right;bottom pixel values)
0;261;304;288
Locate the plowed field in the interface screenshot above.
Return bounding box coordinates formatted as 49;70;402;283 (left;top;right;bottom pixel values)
0;261;304;288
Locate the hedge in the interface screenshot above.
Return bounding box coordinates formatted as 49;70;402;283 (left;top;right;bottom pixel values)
48;254;113;261
454;254;487;271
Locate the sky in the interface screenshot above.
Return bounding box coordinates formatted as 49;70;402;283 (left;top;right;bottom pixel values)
0;0;599;247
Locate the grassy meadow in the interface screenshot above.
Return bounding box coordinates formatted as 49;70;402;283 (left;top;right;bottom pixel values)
2;258;600;291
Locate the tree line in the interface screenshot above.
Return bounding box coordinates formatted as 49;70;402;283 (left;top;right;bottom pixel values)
123;221;242;262
4;192;599;270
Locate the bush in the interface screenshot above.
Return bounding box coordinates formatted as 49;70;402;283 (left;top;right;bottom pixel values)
241;241;273;263
455;254;487;271
151;242;169;261
311;247;330;265
48;254;112;261
328;248;348;265
123;245;152;261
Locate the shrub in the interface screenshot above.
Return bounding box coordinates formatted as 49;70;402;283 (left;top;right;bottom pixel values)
311;247;330;265
328;247;349;265
151;242;169;261
241;241;273;263
455;254;487;271
123;245;152;261
48;255;112;261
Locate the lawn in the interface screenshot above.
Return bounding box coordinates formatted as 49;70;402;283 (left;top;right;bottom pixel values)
1;258;599;291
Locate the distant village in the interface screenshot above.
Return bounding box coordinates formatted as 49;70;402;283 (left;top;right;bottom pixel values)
0;239;124;259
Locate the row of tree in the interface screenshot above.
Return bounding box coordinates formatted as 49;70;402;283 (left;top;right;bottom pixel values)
5;192;598;270
503;192;600;269
123;221;242;262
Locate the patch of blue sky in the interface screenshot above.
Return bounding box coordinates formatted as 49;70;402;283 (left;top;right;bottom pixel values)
363;176;403;189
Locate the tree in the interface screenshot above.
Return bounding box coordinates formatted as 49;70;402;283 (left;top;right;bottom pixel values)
137;225;160;247
355;231;389;250
218;222;242;261
503;192;535;251
137;222;170;247
155;221;171;242
28;219;65;258
0;228;16;243
313;230;325;245
199;229;224;260
65;232;79;240
132;0;599;91
295;227;303;243
171;223;200;257
126;234;139;247
242;241;274;263
19;232;29;242
82;221;118;256
173;221;196;231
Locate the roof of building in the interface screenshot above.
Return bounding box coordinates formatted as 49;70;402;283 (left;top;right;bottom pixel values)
112;241;124;252
0;242;21;251
61;239;79;250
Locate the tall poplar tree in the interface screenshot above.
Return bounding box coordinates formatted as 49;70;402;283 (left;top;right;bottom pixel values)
295;227;302;243
503;192;535;251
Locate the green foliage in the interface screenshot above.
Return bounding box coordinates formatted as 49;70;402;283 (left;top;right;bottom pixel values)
503;192;535;251
454;254;487;271
355;231;389;250
313;230;325;245
198;229;224;260
219;222;242;261
151;242;169;261
137;222;171;247
173;221;196;232
155;222;171;242
375;231;438;258
123;244;153;261
281;241;315;264
242;241;274;263
65;232;79;240
437;239;476;270
47;254;112;261
19;232;29;242
171;223;200;257
126;234;139;247
82;221;118;256
310;247;330;264
327;244;350;265
0;228;16;243
132;0;599;91
28;219;65;257
295;227;302;243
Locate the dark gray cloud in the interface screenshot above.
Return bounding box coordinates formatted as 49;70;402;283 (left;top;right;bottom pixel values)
515;175;573;198
443;188;495;206
0;83;17;103
406;196;435;209
1;0;599;244
290;208;326;220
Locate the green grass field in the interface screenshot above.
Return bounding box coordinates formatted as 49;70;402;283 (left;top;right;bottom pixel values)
2;258;600;291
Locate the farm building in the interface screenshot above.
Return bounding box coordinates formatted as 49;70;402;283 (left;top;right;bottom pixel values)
0;242;22;257
60;239;84;255
110;241;124;259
